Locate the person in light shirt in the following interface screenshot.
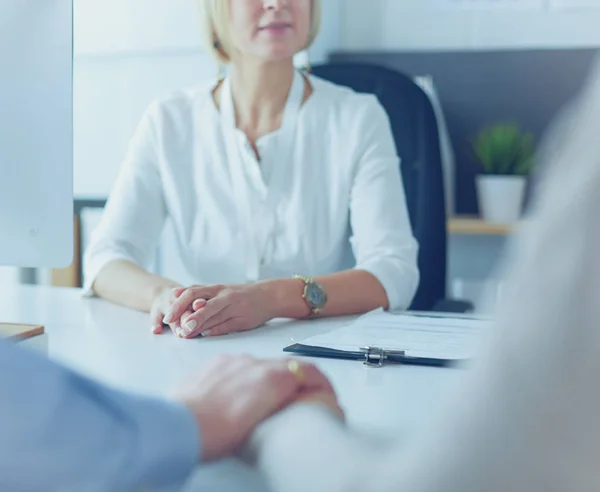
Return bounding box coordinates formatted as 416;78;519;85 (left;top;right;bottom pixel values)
0;340;338;491
240;60;600;492
84;0;419;339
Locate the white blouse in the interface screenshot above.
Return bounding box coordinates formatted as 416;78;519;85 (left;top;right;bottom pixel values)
84;71;419;310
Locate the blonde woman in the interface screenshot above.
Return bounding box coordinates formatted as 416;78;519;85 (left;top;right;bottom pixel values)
84;0;418;338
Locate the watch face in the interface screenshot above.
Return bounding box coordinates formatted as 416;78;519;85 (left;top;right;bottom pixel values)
306;282;327;308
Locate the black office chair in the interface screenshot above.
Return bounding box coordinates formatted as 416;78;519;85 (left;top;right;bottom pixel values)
311;62;471;312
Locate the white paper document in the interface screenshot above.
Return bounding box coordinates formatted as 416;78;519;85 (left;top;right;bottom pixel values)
300;310;490;360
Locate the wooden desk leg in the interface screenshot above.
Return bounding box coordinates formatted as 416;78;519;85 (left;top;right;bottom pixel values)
50;214;81;288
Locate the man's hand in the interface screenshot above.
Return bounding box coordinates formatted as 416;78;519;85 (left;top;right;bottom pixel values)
294;391;346;421
172;356;339;462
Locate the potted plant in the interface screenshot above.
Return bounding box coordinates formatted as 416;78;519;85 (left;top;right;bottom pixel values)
473;123;535;224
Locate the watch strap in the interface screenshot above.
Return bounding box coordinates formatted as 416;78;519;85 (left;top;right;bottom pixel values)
293;274;325;316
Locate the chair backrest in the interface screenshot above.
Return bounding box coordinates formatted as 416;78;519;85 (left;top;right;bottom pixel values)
311;63;447;311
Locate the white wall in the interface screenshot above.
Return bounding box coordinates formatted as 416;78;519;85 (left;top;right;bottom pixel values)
74;0;210;197
0;268;19;286
341;0;600;51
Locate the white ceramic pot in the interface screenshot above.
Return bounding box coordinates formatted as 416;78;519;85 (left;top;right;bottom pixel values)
476;175;526;224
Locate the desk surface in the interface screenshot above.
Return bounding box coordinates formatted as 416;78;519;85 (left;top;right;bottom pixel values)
0;285;468;491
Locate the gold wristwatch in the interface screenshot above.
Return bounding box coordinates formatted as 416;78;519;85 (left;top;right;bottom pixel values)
293;275;328;316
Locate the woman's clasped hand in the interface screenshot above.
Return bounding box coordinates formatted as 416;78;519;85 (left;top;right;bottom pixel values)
152;284;277;338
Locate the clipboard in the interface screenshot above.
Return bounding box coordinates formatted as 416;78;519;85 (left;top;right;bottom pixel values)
282;309;486;368
283;343;455;368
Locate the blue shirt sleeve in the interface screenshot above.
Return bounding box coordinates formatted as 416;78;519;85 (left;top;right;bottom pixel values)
0;340;201;491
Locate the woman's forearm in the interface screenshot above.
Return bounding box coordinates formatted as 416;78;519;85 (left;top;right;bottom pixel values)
93;265;390;317
92;260;180;312
262;270;389;320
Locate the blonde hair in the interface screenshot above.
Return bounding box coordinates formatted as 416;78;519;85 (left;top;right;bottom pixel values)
197;0;321;64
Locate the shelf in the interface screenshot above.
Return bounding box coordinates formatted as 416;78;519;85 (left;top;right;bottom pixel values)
447;216;513;235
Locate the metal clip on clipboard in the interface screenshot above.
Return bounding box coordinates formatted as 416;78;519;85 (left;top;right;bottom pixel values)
361;346;406;368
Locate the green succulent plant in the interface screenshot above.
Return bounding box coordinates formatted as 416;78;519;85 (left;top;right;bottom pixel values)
473;123;535;176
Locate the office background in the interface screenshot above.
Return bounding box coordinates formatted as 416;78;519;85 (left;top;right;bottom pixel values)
2;0;600;306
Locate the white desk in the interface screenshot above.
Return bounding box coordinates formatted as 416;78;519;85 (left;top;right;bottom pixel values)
0;285;469;491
